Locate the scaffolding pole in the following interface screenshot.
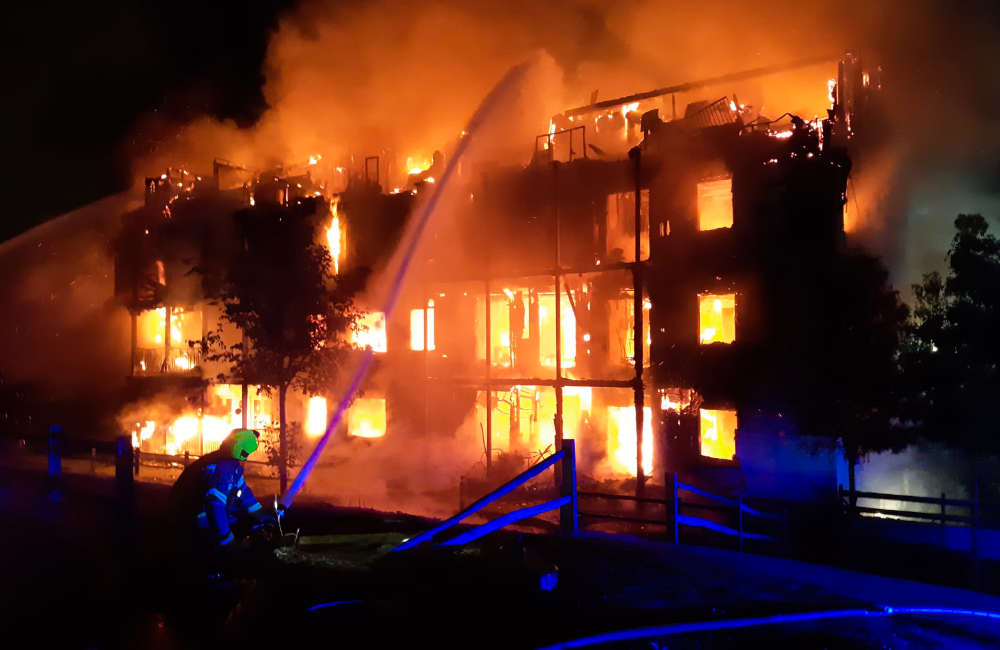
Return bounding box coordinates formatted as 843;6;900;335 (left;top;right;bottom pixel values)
553;162;564;467
630;147;646;495
485;276;492;474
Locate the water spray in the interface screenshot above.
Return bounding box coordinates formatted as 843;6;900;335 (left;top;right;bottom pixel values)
280;59;539;510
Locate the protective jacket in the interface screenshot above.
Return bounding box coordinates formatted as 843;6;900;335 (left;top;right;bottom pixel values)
169;449;265;547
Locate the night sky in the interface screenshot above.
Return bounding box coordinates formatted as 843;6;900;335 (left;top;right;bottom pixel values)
5;0;295;243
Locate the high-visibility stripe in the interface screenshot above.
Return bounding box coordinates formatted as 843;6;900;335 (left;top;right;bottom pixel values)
197;512;207;519
237;475;245;487
219;533;234;546
208;488;227;503
247;502;262;513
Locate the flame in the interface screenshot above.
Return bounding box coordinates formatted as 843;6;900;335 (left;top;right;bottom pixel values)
349;397;386;438
700;409;737;460
828;78;837;104
697;178;734;231
409;304;436;351
406;155;431;175
305;396;328;437
608;406;653;476
770;129;794;139
327;197;343;274
699;294;736;344
353;312;387;352
308;154;322;165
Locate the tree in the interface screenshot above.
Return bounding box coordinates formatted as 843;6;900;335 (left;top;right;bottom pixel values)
203;198;362;492
902;214;1000;459
806;251;911;496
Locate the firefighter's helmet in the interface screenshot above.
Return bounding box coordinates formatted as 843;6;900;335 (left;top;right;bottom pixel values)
226;428;260;461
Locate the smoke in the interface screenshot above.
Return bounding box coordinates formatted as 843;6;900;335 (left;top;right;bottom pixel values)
130;1;1000;292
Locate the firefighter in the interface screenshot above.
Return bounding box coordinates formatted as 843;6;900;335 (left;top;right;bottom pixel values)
169;428;279;575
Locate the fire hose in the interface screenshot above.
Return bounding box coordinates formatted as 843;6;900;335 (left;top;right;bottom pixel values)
536;605;1000;649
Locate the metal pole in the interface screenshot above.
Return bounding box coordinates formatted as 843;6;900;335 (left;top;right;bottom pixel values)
115;435;134;503
129;310;137;376
973;481;980;588
630;147;645;494
48;425;62;501
485;278;492;474
241;381;249;429
673;472;680;544
738;496;744;552
553;162;564;465
560;439;578;535
163;305;171;372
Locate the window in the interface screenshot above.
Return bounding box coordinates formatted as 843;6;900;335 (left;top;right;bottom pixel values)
410;301;436;351
697;177;733;231
353;312;387;353
135;307;202;373
607;406;653;476
606;189;650;261
698;293;736;344
349;397;386;438
700;408;737;460
305;396;328;437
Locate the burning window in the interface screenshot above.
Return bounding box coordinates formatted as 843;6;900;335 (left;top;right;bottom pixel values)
539;292;576;368
305;396;328;437
606;190;650;262
478;385;590;455
608;292;650;367
700;408;737;460
410;301;436;351
327;197;345;274
475;290;530;368
607;406;653;477
353;312;387;353
348;397;386;438
135;307;202;372
698;294;735;344
697;177;733;231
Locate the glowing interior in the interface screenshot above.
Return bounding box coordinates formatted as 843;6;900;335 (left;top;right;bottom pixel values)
349;397;386;438
700;408;737;460
410;302;436;351
607;405;653;476
699;293;736;344
353;312;387;353
305;396;328;437
697;177;734;231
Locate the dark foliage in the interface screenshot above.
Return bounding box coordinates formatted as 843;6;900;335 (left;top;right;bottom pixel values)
901;214;1000;455
202;198;364;491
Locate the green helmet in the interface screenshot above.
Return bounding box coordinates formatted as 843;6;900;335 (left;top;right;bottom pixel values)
227;428;260;461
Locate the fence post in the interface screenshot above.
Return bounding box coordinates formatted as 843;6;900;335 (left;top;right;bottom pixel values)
116;435;134;505
47;425;63;501
183;450;190;468
738;496;744;553
672;472;679;544
941;491;946;527
783;507;790;547
559;440;578;536
973;481;981;589
90;447;96;474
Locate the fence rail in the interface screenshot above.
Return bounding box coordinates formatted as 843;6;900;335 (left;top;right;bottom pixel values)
393;439;578;552
838;484;995;528
579;473;787;552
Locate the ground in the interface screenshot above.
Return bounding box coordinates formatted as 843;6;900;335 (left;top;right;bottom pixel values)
3;451;1000;648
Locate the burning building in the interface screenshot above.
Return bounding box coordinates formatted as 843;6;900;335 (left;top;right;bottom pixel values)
113;52;883;505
